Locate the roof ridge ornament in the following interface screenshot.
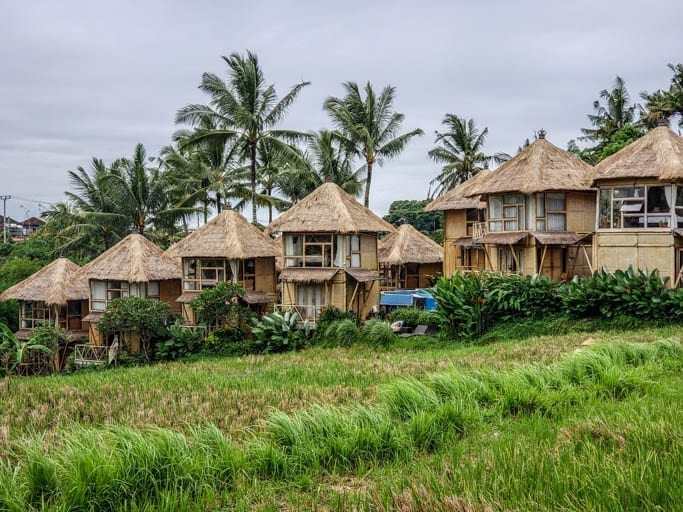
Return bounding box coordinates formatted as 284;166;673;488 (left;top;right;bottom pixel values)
537;128;547;140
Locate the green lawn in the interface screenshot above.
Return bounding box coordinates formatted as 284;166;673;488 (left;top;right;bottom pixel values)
1;324;681;511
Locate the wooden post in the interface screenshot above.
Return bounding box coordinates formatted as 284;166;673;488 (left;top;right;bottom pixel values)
509;244;520;272
570;245;579;277
582;244;593;274
349;281;360;312
538;245;548;274
482;245;495;271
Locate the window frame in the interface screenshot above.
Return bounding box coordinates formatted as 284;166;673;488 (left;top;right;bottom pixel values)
598;184;673;230
535;192;567;231
488;194;525;232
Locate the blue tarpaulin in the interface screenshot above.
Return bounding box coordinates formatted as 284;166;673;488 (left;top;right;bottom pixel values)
380;289;437;310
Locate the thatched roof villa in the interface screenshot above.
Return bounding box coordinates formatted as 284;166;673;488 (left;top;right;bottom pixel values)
424;169;492;275
591;125;683;285
80;233;181;346
0;257;89;340
165;209;280;323
266;182;395;321
378;223;443;289
463;131;595;279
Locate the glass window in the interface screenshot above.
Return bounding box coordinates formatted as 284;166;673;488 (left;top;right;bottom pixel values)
489;194;524;231
599;185;672;229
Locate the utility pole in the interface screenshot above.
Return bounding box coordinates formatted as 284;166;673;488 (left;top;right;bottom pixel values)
1;195;10;243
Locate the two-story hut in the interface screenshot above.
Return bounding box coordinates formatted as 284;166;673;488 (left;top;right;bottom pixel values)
424;169;491;275
0;258;89;340
592;125;683;284
266;182;395;321
464;131;595;279
81;233;182;347
165;209;280;324
378;223;443;289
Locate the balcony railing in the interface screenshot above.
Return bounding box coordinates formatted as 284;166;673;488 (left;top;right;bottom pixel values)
273;304;320;323
73;344;114;366
472;222;487;240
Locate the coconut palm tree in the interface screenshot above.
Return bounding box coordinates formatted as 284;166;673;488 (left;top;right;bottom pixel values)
641;63;683;128
580;76;641;143
324;82;423;208
427;115;508;198
64;158;127;250
305;130;365;197
175;51;311;223
105;144;189;235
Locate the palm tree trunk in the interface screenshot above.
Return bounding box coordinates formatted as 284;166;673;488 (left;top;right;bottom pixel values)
267;187;273;223
216;192;222;214
250;143;257;224
364;160;373;208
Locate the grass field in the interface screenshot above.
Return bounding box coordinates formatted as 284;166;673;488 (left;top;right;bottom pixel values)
1;323;682;511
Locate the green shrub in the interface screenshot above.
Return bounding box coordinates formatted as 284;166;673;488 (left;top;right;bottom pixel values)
323;319;361;346
314;306;355;342
486;273;563;321
202;327;253;356
189;282;249;330
155;320;204;361
361;320;397;345
431;272;489;339
562;267;672;320
251;311;310;353
388;309;421;328
97;297;172;361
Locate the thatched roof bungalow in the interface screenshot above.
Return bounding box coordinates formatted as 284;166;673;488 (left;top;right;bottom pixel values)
591;126;683;285
0;258;89;340
81;233;181;346
462;132;595;279
267;182;395;321
165;210;280;322
424;170;492;275
378;224;443;289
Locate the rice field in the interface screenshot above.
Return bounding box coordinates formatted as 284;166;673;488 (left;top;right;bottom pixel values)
1;324;682;511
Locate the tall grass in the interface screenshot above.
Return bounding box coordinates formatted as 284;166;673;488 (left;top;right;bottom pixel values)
2;339;680;510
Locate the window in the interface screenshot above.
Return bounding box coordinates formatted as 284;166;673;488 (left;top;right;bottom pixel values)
183;259;225;289
498;247;523;274
535;192;566;231
599;185;672;229
20;301;50;329
347;235;361;268
285;234;335;268
466;209;486;236
488;194;525;232
296;284;326;320
91;280;161;310
379;263;393;288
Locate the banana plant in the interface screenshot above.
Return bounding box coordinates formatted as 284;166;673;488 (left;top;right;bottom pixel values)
0;322;54;376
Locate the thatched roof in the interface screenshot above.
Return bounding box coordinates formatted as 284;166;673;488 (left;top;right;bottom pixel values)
279;268;338;283
531;232;592;245
424;170;492;212
266;182;395;235
84;233;181;283
378;224;443;266
0;258;86;306
592;126;683;183
466;137;593;196
165;210;279;260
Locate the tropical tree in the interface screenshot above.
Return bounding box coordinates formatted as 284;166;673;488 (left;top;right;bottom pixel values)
64;158;127;250
105;143;187;235
641;63;683;128
0;322;53;376
427;115;508;198
176;51;311;223
305;130;365;197
579;76;641;144
324;82;423;208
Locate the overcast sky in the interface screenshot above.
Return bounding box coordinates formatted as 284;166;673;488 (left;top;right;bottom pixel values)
1;0;681;223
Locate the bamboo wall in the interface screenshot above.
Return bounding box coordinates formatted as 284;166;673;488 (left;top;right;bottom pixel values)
593;232;676;281
566;191;596;233
160;280;182;314
255;257;277;295
360;234;378;269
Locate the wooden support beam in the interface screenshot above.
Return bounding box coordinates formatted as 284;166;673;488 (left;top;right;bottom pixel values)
582;244;593;274
349;281;360;312
569;245;579;277
509;244;520;272
538;245;548;275
482;245;495;271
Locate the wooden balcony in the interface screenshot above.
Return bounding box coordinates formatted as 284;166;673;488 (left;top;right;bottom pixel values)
73;344;115;367
472;222;487;240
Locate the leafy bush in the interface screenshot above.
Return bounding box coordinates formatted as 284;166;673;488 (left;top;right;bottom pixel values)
562;267;672;320
361;320;397;345
97;297;172;360
431;272;489;339
189;282;249;330
486;273;563;321
323;319;361;346
155;319;204;361
315;306;355;341
251;311;310;353
203;327;253;356
388;309;422;328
